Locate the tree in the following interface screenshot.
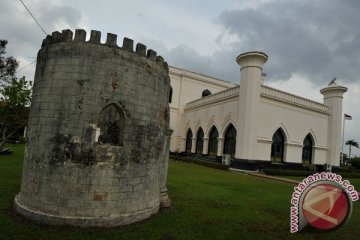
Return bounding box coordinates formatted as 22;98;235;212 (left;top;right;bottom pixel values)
350;157;360;170
346;139;359;160
0;40;32;150
0;40;18;87
0;77;32;150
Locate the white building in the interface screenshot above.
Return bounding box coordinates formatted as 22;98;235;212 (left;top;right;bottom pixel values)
169;51;347;169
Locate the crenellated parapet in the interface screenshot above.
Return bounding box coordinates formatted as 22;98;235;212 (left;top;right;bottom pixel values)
40;29;169;72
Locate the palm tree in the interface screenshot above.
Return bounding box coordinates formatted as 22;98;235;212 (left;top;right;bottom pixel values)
346;139;359;160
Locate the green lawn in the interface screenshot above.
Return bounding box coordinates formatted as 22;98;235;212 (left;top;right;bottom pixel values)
1;144;360;239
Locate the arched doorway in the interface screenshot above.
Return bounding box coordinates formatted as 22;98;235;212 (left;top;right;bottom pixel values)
185;129;192;153
196;128;204;154
223;124;237;158
208;126;218;156
302;134;313;164
271;128;285;162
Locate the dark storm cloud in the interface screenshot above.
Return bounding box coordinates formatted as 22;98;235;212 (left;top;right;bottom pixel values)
150;1;360;85
217;0;360;85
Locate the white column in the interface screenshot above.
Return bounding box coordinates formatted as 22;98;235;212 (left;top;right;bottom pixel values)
235;51;268;160
217;137;224;157
203;137;209;155
191;137;196;153
181;137;186;152
320;84;347;167
160;129;173;208
23;126;27;138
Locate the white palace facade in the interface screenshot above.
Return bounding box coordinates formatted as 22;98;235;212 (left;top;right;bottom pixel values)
168;51;347;168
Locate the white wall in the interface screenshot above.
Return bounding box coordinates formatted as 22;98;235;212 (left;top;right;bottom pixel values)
181;84;330;165
257;97;329;164
169;66;236;152
169;63;336;166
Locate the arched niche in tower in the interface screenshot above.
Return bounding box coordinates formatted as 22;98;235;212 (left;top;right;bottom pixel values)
98;103;125;146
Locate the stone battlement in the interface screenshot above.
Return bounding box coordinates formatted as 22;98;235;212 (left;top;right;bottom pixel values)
41;29;169;72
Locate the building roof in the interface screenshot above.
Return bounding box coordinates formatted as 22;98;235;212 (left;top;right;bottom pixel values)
169;66;237;89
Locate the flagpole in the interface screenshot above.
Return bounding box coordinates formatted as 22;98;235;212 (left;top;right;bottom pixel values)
341;114;345;165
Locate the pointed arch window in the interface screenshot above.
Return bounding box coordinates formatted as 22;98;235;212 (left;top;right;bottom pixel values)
302;134;313;164
271;129;285;162
223;124;237;158
208;126;219;156
169;86;173;103
98;104;125;146
185;129;193;153
196;128;204;154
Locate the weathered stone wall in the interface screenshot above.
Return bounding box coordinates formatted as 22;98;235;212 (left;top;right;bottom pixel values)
14;29;171;227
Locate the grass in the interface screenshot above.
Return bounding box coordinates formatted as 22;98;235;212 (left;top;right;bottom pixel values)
0;144;359;239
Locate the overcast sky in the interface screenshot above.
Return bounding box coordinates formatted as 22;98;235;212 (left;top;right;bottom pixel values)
1;0;359;156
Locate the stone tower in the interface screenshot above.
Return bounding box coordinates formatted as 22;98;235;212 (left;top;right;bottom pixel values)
14;29;172;227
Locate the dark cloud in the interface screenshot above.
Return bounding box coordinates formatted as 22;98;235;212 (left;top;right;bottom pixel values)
217;0;360;85
143;0;360;85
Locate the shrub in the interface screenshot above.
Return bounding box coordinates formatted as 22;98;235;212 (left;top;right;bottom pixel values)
350;157;360;170
172;157;229;171
338;171;360;178
263;169;315;177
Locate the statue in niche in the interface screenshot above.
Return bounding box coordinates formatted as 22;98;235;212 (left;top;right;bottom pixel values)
98;104;124;146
